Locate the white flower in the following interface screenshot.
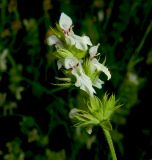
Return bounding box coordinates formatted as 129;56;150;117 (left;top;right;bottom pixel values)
59;12;73;35
93;78;104;89
91;59;111;80
57;59;64;69
89;43;100;59
59;12;92;50
66;34;92;51
73;70;96;96
57;55;95;95
57;56;79;70
89;45;111;80
47;35;62;47
64;56;79;69
0;49;8;71
71;64;96;96
69;108;79;119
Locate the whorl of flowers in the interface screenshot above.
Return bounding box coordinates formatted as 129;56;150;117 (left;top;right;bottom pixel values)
47;12;111;96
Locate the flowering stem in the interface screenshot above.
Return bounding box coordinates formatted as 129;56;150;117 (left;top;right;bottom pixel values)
103;129;117;160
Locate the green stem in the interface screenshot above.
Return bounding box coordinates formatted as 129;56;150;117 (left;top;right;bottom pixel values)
127;21;152;70
135;21;152;55
103;129;117;160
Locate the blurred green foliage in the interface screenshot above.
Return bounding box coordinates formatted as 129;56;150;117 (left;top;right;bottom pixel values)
0;0;152;159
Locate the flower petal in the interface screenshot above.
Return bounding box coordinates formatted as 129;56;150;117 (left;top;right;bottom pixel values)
93;78;104;89
89;43;100;58
69;108;79;119
47;35;61;46
59;12;72;31
64;56;79;69
69;34;92;51
98;63;111;80
72;69;96;96
82;36;92;46
91;59;111;80
57;59;64;69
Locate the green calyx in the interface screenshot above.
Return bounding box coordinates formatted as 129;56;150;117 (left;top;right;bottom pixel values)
89;94;120;122
71;94;120;131
51;23;64;39
83;58;100;83
68;46;87;59
56;48;73;59
51;77;72;88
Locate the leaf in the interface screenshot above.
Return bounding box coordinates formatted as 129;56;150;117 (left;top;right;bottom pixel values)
51;83;72;87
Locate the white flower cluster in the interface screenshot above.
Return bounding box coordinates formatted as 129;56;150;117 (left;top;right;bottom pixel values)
48;13;111;96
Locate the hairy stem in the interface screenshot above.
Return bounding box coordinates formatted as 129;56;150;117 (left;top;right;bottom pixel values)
103;129;117;160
